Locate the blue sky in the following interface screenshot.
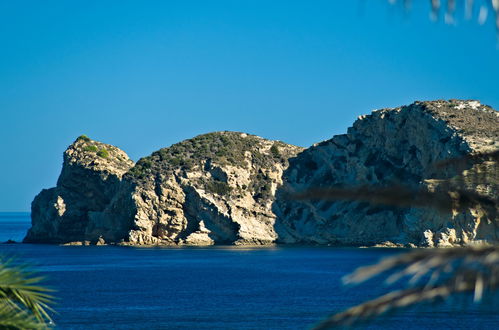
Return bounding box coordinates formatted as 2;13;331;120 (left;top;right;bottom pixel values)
1;0;498;211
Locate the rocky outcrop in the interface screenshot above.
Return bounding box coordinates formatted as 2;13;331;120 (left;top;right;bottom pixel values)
104;132;303;245
274;100;498;247
24;136;134;243
25;100;498;247
25;132;303;245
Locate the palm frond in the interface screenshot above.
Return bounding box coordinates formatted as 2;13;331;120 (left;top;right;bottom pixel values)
313;246;499;329
0;304;47;330
0;258;55;328
433;150;499;171
292;186;497;217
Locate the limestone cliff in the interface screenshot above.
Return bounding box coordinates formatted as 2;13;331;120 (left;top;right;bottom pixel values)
25;100;498;246
24;135;134;243
103;132;303;245
274;100;498;247
25;132;303;245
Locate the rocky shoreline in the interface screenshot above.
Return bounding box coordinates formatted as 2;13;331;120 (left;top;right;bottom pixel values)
25;100;498;247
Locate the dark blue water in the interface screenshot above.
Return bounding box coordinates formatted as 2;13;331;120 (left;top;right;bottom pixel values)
0;212;32;242
1;213;498;329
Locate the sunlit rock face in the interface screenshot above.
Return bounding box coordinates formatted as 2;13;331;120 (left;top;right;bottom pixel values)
274;100;498;247
105;132;303;245
25;132;303;245
25;136;135;243
25;100;498;247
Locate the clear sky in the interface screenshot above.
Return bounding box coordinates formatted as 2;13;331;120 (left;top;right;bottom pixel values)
1;0;498;211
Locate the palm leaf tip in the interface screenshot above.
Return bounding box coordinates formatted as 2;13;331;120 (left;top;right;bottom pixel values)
0;259;55;328
292;185;497;218
316;247;499;329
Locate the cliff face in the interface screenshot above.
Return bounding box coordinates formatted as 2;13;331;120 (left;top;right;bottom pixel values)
104;132;303;245
25;136;134;243
25;100;498;246
25;132;303;245
274;100;498;247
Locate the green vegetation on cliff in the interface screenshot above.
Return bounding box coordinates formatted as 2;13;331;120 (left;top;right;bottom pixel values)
83;145;98;152
81;141;110;159
97;149;109;158
77;134;91;142
127;131;295;180
205;180;232;196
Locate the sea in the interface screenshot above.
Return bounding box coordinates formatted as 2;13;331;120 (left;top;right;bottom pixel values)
0;212;498;329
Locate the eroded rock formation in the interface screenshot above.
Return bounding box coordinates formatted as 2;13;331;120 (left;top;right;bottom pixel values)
274;100;498;247
25;100;498;246
104;132;303;245
25;136;134;243
25;132;303;245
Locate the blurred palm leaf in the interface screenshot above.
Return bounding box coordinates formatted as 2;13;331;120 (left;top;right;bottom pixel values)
0;258;54;329
299;147;498;328
433;150;499;171
384;0;499;37
293;185;497;217
313;246;499;329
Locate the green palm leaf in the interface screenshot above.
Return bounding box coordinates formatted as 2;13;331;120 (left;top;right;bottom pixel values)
0;259;54;329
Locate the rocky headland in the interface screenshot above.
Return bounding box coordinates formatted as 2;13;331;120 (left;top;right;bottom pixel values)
25;100;498;247
25;132;303;245
274;100;498;247
25;136;134;243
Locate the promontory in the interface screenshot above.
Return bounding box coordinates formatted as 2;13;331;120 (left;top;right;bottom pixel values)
25;100;498;247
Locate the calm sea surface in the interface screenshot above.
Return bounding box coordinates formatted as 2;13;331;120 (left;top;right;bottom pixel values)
0;213;498;329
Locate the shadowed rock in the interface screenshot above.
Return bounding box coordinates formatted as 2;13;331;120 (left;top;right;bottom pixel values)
274;100;498;247
24;135;134;244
